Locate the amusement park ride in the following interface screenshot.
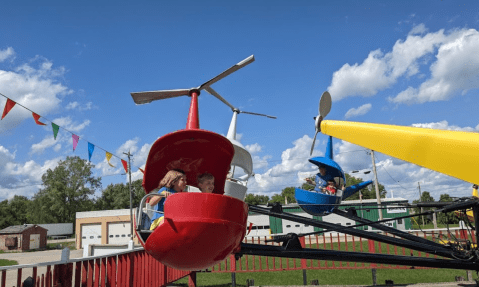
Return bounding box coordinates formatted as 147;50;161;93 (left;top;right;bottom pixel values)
131;55;479;271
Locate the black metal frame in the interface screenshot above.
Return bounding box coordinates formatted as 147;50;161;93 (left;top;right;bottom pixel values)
236;201;479;271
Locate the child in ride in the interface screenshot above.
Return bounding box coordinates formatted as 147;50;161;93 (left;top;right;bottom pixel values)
325;180;337;195
197;172;215;193
149;169;187;230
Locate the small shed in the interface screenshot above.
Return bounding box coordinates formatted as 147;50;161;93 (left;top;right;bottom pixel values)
0;224;48;252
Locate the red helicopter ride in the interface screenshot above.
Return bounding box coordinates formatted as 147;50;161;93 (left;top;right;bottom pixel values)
130;55;479;272
131;55;275;270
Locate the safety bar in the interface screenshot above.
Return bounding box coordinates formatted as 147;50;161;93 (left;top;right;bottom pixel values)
136;193;165;231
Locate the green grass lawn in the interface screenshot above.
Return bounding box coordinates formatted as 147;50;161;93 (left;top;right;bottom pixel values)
0;259;18;267
208;237;458;272
173;268;474;286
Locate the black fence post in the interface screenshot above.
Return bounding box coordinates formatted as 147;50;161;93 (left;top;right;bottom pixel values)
303;269;307;285
371;268;377;286
231;272;236;287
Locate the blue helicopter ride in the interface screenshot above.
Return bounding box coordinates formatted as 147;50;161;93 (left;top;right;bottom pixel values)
294;92;373;216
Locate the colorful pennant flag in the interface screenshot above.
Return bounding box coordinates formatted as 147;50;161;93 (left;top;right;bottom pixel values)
247;222;254;235
51;123;59;140
88;142;94;161
106;152;115;167
1;98;16;120
72;134;80;151
121;159;128;173
139;168;145;174
32;112;46;125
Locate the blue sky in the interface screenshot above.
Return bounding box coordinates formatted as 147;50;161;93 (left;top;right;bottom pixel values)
1;0;478;203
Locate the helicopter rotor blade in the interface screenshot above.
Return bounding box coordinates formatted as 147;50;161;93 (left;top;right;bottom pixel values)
204;86;235;111
319;91;332;118
131;89;190;105
199;55;255;90
240;111;277;119
310;130;319;156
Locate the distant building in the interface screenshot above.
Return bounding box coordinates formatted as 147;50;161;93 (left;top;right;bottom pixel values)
75;209;139;250
37;223;73;238
247;198;410;237
0;224;48;252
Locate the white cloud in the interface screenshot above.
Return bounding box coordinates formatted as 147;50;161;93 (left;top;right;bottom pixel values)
66;102;79;110
0;56;72;133
246;143;262;154
344;103;372;119
412;120;478;132
390;29;479;104
0;144;62;200
0;47;15;62
328;25;479;104
248;135;321;196
66;101;94;111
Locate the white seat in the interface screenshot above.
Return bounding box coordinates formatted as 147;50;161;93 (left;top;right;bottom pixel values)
224;180;247;201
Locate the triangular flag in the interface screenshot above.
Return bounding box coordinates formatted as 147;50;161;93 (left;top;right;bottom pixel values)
88;142;94;161
72;134;79;151
1;98;16;120
121;159;128;173
51;123;59;140
32;112;46;125
106;152;115;167
247;222;254;235
139;168;145;174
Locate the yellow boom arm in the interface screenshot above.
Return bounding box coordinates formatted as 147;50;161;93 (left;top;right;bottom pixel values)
321;120;479;184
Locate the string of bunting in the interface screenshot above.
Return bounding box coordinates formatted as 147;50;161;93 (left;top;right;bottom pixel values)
0;93;144;175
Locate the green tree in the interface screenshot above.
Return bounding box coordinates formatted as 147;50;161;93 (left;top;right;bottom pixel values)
244;194;270;205
412;191;435;225
0;196;32;229
341;173;386;201
95;179;145;210
38;156;101;226
438;193;459;224
268;187;297;204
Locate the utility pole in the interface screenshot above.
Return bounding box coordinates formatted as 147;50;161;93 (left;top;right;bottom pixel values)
418;182;424;227
123;150;134;240
370;150;383;220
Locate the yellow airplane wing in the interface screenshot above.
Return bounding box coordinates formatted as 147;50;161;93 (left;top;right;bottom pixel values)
321;120;479;184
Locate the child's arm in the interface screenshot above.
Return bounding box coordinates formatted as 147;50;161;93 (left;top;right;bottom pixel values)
149;190;172;206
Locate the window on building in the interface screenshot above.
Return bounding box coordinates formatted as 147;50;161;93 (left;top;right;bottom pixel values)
109;235;113;238
286;225;291;228
82;236;86;239
98;236;101;238
264;225;270;229
90;236;94;239
295;225;300;227
346;223;351;226
115;235;119;237
398;219;403;224
121;234;126;237
258;226;263;229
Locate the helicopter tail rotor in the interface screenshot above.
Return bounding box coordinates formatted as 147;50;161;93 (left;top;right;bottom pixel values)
310;91;332;155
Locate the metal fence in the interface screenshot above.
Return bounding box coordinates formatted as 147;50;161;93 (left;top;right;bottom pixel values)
0;248;193;287
211;228;476;272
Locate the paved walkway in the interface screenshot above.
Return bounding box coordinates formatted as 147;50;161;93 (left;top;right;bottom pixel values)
0;248;84;286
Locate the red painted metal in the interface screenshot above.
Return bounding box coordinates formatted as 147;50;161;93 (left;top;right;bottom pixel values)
145;192;248;270
141;129;234;195
186;91;200;130
2;270;6;287
17;268;22;287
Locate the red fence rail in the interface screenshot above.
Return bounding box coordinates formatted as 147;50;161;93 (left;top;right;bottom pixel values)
0;248;193;287
211;229;476;273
